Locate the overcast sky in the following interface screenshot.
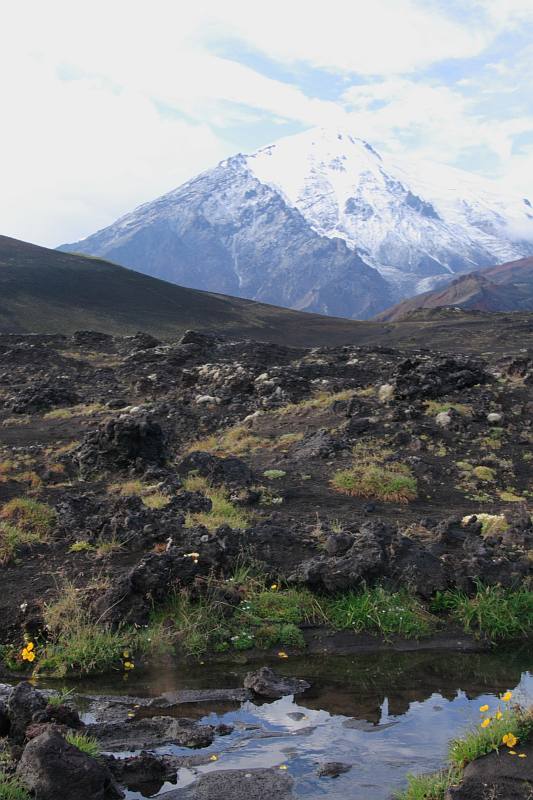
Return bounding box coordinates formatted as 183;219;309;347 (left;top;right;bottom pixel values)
2;0;533;247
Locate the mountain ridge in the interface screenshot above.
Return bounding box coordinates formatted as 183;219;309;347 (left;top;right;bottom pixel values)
59;127;533;318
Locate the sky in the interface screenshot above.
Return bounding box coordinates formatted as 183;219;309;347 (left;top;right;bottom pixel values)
2;0;533;247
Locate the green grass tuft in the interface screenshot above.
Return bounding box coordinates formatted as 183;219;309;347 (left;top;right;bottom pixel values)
326;587;435;639
331;464;417;503
65;732;101;758
0;774;31;800
431;585;533;642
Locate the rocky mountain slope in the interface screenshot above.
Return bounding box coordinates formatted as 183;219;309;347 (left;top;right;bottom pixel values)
60;128;533;316
376;256;533;321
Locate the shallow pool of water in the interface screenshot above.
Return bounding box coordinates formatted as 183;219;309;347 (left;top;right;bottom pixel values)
37;646;533;798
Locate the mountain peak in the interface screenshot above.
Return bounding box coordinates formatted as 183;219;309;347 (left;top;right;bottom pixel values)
59;127;533;320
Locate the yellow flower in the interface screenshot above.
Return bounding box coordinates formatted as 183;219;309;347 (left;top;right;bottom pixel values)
479;704;489;713
278;651;288;659
123;661;135;670
519;753;527;758
279;765;288;770
502;691;513;703
123;650;130;658
509;750;517;755
481;718;491;728
21;644;36;662
495;711;503;720
209;755;218;761
502;733;518;748
270;584;278;590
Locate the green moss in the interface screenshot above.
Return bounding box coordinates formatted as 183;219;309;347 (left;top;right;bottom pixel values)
472;466;495;481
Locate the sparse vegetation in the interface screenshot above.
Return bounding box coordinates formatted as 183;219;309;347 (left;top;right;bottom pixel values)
424;401;472;416
182;474;253;530
43;403;106;420
0;498;56;563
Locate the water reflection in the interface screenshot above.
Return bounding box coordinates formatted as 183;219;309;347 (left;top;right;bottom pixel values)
35;646;533;799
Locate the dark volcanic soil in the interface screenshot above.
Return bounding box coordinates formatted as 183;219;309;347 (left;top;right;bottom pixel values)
0;325;532;648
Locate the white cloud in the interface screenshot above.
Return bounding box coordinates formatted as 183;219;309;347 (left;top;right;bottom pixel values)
219;0;490;75
1;0;532;246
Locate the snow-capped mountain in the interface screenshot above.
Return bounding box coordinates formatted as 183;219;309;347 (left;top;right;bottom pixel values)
60;127;533;318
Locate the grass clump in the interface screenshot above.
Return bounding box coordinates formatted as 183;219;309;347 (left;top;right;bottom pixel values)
424;401;471;416
65;732;101;759
431;585;533;641
462;513;508;536
187;426;269;457
108;481;171;509
182;475;252;530
397;767;461;800
39;587;131;677
272;389;356;416
331;463;417;503
263;469;286;480
326;587;435;639
0;498;56;563
0;773;31;800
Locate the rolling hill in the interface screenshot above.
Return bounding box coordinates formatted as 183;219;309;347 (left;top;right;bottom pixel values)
376;256;533;321
2;235;532;354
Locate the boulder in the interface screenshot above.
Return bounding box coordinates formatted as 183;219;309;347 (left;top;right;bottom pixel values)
16;728;122;800
88;716;215;751
0;699;10;736
446;739;533;799
316;762;352;778
7;681;47;743
177;451;252;487
164;767;294;799
75;414;166;475
243;667;310;699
